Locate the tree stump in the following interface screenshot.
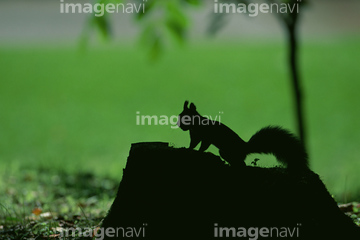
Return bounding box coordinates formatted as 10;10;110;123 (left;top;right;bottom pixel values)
100;142;360;239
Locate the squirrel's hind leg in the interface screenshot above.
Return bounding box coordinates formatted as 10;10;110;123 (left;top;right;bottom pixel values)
198;141;211;152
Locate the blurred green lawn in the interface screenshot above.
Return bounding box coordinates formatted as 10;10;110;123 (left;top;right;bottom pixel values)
1;38;360;205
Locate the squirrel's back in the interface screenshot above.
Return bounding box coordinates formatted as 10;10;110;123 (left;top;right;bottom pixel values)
247;126;309;170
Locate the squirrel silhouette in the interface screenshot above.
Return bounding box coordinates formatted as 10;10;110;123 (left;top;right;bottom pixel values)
178;101;309;170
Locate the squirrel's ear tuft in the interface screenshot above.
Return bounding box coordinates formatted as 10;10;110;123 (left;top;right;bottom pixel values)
189;103;196;110
184;101;189;109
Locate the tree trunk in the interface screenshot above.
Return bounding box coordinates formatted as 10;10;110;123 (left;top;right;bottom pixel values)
287;20;306;149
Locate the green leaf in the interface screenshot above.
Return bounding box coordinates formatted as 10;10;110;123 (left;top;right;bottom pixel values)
139;23;163;60
136;0;156;20
92;15;111;40
182;0;201;6
165;18;186;43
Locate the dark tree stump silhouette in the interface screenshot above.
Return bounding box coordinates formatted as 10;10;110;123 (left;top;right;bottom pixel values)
100;142;359;239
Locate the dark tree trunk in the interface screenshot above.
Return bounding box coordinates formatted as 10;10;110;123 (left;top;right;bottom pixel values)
286;17;306;150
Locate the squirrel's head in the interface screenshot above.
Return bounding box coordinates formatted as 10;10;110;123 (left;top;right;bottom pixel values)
177;101;199;131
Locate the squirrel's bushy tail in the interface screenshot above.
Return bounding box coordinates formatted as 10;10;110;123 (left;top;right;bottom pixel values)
247;126;309;170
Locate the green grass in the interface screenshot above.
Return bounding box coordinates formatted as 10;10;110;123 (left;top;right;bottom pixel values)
0;39;360;235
